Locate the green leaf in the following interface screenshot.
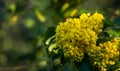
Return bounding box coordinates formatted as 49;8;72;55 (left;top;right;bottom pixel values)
75;54;95;71
48;43;57;52
45;35;55;45
8;3;16;12
103;20;115;30
23;18;35;29
45;27;56;41
78;9;87;14
97;32;111;45
104;27;120;37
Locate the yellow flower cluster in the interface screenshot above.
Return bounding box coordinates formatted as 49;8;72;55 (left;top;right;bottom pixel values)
55;12;104;62
88;38;120;71
79;12;104;33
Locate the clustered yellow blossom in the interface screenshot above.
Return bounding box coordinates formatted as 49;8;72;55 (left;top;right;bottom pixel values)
88;38;120;71
55;12;104;62
79;12;104;33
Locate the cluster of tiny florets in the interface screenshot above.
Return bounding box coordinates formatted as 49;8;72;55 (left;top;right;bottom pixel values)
88;38;120;71
55;12;104;62
79;12;104;33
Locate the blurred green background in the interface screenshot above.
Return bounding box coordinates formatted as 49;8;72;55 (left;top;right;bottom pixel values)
0;0;120;71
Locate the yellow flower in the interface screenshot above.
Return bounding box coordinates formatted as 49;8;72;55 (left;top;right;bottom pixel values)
55;12;104;62
88;38;119;70
108;61;115;65
87;12;104;33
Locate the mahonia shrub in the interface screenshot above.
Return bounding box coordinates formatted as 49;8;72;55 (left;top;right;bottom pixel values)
46;12;120;71
56;12;103;62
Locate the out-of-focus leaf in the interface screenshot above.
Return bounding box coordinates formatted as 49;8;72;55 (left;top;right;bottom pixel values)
35;10;46;22
64;8;86;18
38;60;47;68
37;36;44;46
8;3;16;12
10;15;19;25
107;30;120;37
78;9;87;14
64;8;76;17
103;20;115;30
115;68;120;71
70;9;78;17
23;18;35;29
115;10;120;15
105;27;120;37
61;3;70;12
53;58;61;65
36;48;47;59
